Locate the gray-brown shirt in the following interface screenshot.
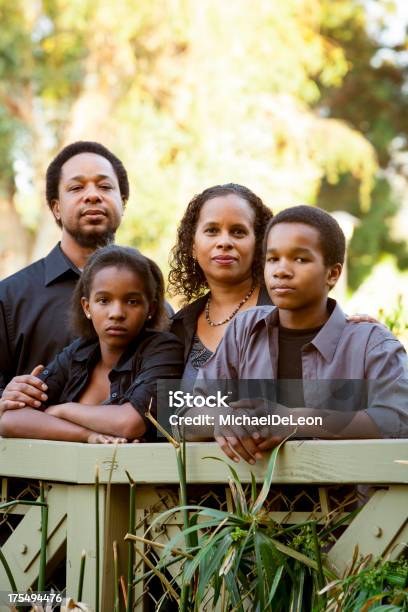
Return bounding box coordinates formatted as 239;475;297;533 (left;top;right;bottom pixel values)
196;299;408;438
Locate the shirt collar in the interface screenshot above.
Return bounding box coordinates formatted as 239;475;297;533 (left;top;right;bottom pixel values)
72;330;154;372
171;293;208;322
72;339;100;363
252;298;347;363
44;243;81;286
112;330;157;372
309;299;347;362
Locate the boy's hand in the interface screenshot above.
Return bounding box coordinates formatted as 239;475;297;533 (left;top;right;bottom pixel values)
2;365;48;408
214;398;292;463
255;435;286;452
215;433;264;464
214;398;271;464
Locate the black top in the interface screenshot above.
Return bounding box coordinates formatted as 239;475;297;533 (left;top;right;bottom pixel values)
277;325;322;407
170;285;273;363
0;244;80;394
0;243;175;396
38;329;184;439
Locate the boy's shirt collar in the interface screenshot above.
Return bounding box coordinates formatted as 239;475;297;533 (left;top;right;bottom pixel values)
252;297;347;363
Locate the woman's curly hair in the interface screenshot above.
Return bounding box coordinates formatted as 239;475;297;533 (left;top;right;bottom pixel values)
168;184;273;303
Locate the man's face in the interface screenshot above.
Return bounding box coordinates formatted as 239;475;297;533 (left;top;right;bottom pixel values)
51;152;124;249
264;222;341;312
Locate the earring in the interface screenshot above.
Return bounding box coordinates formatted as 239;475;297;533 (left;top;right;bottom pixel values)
147;314;152;320
86;313;92;319
192;258;197;273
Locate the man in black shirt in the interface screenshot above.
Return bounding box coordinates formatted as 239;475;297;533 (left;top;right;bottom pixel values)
0;141;129;395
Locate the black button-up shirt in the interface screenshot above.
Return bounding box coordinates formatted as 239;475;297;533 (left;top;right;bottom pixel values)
38;330;184;438
0;244;80;394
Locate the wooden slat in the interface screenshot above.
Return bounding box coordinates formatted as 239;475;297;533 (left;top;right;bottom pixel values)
327;485;408;575
1;439;407;485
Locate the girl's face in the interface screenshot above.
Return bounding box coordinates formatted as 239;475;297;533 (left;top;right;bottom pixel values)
81;265;151;349
192;194;256;287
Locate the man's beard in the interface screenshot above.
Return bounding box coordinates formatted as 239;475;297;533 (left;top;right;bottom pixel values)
66;226;116;249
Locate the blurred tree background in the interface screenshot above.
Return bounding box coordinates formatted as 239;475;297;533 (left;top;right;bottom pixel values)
0;0;407;312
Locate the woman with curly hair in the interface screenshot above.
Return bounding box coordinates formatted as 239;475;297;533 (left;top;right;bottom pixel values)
168;184;273;381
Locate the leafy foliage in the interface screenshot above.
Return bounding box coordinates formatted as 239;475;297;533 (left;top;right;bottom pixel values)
138;442;338;610
0;0;391;284
136;441;408;611
316;0;408;289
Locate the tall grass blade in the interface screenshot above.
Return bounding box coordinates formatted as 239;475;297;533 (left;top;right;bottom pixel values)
132;555;185;586
254;529;266;610
135;546;179;603
270;540;319;572
204;457;248;514
224;570;245;611
113;541;120;612
37;481;48;592
252;435;291;514
0;546;18;593
289;562;305;612
250;472;257;507
102;446;118;606
95;465;100;612
266;565;285;607
126;479;136;612
311;521;326;606
0;499;47;510
77;549;86;602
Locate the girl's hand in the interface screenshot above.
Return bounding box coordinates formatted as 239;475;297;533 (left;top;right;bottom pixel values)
2;365;47;409
347;314;380;324
45;404;62;417
87;432;128;444
0;398;25;415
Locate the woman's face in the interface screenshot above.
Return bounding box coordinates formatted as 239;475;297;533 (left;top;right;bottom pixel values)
81;266;150;350
193;194;256;287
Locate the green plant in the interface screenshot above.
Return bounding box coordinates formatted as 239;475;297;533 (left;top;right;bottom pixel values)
321;555;408;611
135;438;339;611
378;294;408;344
135;409;408;611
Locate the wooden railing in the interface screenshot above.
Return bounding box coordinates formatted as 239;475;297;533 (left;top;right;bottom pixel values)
0;439;407;610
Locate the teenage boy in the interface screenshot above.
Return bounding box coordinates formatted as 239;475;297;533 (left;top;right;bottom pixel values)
192;205;408;463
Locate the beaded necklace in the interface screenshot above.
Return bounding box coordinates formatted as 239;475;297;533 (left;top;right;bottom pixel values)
205;285;256;327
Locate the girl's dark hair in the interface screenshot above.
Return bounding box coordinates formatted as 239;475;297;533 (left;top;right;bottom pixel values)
168;183;273;302
71;245;167;339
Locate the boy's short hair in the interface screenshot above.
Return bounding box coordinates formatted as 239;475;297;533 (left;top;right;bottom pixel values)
264;205;346;266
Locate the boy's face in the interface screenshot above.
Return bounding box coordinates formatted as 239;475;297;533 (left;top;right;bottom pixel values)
264;222;341;312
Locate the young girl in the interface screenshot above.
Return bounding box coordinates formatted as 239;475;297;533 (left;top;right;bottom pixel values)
0;246;184;443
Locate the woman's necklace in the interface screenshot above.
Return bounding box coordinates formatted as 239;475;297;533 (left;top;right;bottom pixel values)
205;285;256;327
